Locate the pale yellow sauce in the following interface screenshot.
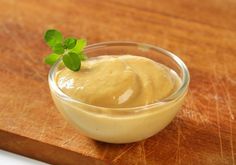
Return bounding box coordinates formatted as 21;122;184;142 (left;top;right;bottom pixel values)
56;55;181;108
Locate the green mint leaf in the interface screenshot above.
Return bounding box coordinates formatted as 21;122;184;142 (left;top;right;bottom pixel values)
44;29;87;72
44;53;60;66
62;52;81;71
64;38;77;49
44;29;63;48
53;43;65;54
71;39;87;54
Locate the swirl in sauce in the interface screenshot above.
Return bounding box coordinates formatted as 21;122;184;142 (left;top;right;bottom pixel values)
56;55;181;108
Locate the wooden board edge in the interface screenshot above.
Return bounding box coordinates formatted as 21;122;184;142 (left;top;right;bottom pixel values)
0;129;108;165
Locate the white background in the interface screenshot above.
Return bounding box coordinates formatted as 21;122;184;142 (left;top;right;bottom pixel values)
0;150;48;165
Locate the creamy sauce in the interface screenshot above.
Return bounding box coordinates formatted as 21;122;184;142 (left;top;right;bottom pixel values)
51;55;187;143
56;55;181;108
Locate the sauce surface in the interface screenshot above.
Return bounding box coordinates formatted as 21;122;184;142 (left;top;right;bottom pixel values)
56;55;181;108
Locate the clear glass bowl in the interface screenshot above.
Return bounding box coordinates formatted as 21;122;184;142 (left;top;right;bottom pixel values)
49;41;190;143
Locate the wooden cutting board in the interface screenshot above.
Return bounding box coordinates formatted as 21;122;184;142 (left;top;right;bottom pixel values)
0;0;235;164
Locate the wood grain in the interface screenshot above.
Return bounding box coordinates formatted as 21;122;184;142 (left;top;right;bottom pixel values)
0;0;235;164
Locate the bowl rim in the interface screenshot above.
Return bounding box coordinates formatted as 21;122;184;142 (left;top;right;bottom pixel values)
48;41;190;112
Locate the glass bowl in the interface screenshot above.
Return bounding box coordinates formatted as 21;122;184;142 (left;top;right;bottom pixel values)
48;41;190;144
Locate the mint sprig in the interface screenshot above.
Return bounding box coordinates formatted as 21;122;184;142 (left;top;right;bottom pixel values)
44;29;87;71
